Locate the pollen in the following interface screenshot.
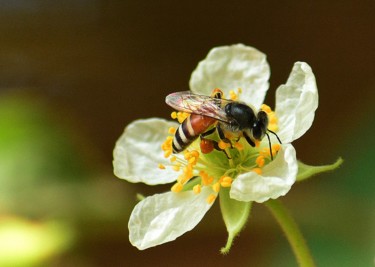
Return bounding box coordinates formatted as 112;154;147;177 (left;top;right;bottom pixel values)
260;147;271;157
171;111;177;119
234;142;244;150
168;126;176;134
229;90;238;101
252;168;262;175
158;163;166;169
218;140;231;150
272;143;281;152
177;112;189;124
255;156;265;167
212;182;221;193
171;182;183;193
172;163;181;171
261;104;272;114
220;176;233;187
200;171;214;185
170;156;177;162
206;194;217;204
193;184;201;194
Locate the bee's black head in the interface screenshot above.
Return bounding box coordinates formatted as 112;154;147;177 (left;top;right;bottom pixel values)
252;110;269;140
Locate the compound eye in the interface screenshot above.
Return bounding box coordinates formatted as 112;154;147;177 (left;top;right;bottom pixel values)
252;125;264;140
253;111;269;140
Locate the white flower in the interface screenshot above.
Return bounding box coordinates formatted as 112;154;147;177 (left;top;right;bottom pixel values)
113;44;320;252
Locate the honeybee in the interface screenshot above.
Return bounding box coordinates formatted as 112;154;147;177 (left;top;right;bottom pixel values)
165;89;281;158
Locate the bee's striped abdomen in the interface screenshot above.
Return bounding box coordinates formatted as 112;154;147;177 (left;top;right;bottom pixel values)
172;114;216;153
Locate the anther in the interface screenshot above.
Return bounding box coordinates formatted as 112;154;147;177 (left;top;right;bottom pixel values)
206;194;217;204
212;182;221;193
252;168;262;175
220;176;233;187
218;140;231;150
171;182;183;193
255;156;265;167
193;184;201;194
158;163;166;169
234;142;244;150
168;126;176;134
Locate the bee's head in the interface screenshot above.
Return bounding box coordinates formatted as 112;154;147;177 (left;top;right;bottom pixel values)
252;110;269;141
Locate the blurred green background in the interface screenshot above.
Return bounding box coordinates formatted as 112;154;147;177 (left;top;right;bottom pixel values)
0;1;374;266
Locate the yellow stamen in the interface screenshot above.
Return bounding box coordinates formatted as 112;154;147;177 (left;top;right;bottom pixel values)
212;182;221;193
171;182;183;193
260;147;271;157
200;171;214;186
206;194;217;204
190;150;200;158
255;156;265;167
261;104;272;114
220;176;233;187
252;168;262;175
158;163;166;169
218;140;231;150
172;164;180;171
193;184;201;194
171;111;177;119
272;143;281;152
229;90;238;100
254;140;261;148
188;157;197;165
168;126;176;134
164;150;172;158
234;142;244;150
170;156;177;162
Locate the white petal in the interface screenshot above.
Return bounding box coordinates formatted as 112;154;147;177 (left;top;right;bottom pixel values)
189;44;270;109
113;118;180;185
275;62;318;143
128;187;215;250
230;144;298;202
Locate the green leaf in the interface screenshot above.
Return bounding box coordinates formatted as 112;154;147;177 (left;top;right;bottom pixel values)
297;157;343;182
219;188;252;254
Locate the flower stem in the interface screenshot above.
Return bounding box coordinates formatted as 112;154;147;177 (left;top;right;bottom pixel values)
264;199;316;267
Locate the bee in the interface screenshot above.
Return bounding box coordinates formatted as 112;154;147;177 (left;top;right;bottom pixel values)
165;89;281;159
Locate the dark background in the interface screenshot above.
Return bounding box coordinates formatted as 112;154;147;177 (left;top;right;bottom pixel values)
0;1;374;266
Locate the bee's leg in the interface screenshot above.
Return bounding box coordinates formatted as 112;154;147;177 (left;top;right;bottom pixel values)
199;127;231;159
216;124;233;148
243;132;256;147
200;127;216;138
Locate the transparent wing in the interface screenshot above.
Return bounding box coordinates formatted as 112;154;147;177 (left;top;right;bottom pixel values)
165;91;233;123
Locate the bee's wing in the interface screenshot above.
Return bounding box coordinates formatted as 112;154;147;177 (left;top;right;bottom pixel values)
165;91;232;123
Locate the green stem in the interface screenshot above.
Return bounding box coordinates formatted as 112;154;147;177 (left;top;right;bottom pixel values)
264;199;316;267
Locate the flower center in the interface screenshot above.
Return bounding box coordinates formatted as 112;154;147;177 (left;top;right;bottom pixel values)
159;89;281;204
